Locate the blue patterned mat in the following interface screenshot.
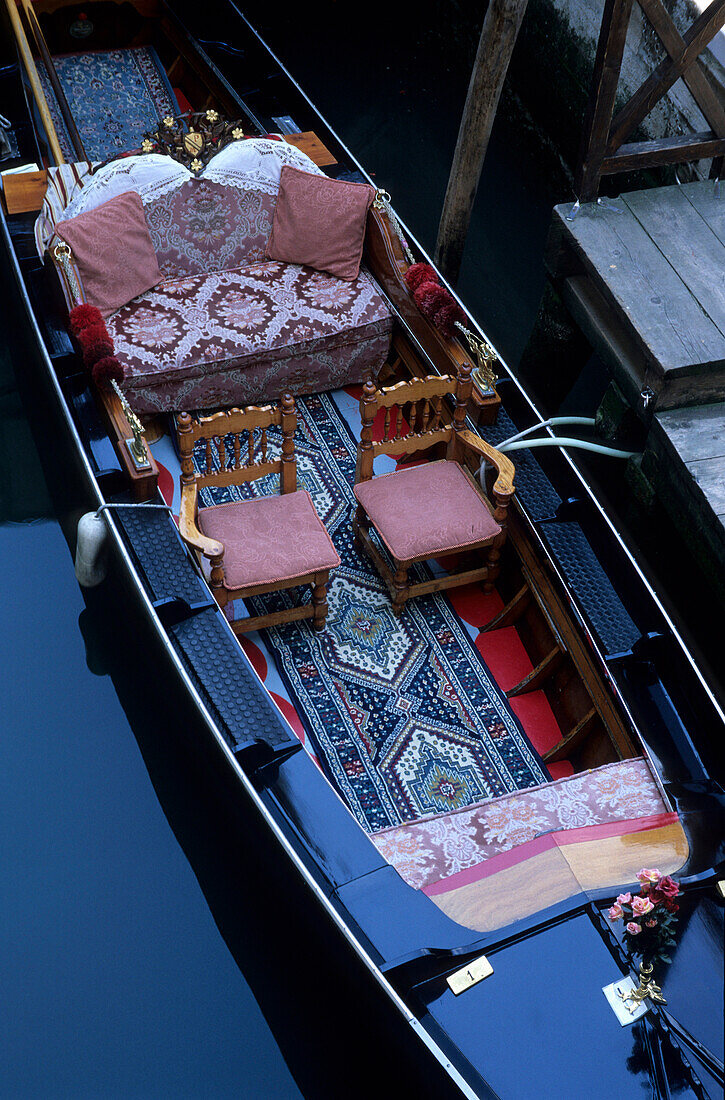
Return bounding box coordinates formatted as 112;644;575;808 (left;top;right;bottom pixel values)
195;393;548;832
38;46;179;162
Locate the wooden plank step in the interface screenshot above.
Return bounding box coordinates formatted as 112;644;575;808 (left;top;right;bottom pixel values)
622;185;725;340
551;194;725;374
679;180;725;249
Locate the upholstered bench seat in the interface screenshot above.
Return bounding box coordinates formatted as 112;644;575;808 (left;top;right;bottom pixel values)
353;459;501;561
39;138;394;414
107;260;392;413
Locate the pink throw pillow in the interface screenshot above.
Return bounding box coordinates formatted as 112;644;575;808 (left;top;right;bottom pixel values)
267;166;375;281
55;191;162;317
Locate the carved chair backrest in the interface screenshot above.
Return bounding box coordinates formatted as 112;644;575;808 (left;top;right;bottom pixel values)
355;365;474;484
178;393;297;495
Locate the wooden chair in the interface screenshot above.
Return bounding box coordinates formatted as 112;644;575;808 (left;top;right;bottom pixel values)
352;365;515;614
177;394;340;634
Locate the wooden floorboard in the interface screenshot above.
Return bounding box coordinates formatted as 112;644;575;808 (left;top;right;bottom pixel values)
654;403;725;534
622;185;725;341
551;198;725;373
679;180;725;249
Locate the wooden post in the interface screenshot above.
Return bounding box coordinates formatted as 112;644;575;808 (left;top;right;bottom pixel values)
434;0;529;286
2;0;65;165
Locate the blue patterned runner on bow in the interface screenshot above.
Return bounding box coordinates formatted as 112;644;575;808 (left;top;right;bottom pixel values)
37;46;180;162
194;393;548;832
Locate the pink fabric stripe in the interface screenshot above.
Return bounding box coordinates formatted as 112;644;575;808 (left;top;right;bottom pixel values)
422;812;679;896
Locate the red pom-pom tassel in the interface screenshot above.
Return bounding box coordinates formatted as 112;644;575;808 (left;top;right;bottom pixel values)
69;303;104;336
413;281;450;322
434;299;466;338
77;323;114;367
92;355;126;387
404;263;438;292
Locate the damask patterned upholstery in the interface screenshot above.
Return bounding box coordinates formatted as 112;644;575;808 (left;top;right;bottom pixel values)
371;757;670;891
143;180;277;278
353;460;501;560
198;490;340;588
108;260;392;413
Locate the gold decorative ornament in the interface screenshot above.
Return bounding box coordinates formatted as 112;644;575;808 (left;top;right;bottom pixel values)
110;378;151;470
456;324;499;394
617;961;667;1013
52;240;82;303
139;110;249;172
184;130;204;156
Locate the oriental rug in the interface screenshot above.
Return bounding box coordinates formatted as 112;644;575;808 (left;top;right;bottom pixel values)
193;392;548;832
37;46;179;162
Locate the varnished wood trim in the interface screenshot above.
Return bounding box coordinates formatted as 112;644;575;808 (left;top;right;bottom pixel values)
543;707;598;763
457;428;515;496
480;584;530;632
507;645;564;697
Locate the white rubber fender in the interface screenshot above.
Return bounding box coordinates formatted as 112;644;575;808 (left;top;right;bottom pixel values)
74;511;109;587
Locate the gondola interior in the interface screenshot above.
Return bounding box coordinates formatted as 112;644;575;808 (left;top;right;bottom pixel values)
1;0;692;937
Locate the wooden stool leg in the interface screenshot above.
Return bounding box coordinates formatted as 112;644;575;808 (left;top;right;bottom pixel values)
210;553;229;609
312;571;330;632
352;504;366;548
484;543;501;593
392;561;409;615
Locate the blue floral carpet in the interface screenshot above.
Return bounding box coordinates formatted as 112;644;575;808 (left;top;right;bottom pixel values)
194;393;548;832
38;46;179;162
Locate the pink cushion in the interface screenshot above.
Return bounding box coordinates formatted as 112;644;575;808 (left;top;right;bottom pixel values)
266;166;374;280
55;190;162;317
198;490;340;589
354;460;500;561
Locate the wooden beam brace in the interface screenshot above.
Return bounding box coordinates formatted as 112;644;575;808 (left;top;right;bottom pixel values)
506;644;564;697
574;0;634;201
601;131;725;172
636;0;725;136
607;0;725;152
480;583;530;631
543;707;598;763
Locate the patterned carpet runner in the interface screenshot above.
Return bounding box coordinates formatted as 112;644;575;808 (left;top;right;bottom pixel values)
37;46;179;162
195;393;549;832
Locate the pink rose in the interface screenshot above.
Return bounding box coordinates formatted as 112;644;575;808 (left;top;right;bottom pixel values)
632;896;654;916
656;875;679;899
608;903;623;920
626;922;642;935
616;893;632;905
637;868;661;884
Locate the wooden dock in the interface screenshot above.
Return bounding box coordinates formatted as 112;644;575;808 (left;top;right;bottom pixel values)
543;179;725;602
545;181;725;413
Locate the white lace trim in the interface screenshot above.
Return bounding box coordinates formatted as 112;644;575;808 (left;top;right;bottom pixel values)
36;137;325;255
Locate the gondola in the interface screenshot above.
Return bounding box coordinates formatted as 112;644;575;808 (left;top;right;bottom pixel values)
0;1;723;1096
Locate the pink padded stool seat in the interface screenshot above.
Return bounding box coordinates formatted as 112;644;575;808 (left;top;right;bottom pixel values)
353;460;501;561
198;489;340;589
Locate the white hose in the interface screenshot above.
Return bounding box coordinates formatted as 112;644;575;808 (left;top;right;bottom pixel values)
497;416;596;448
497;437;638;458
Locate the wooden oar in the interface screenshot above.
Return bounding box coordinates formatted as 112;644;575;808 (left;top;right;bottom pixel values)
2;0;64;164
18;0;87;161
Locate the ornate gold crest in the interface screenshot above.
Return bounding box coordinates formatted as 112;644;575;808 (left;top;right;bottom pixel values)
138;111;246;172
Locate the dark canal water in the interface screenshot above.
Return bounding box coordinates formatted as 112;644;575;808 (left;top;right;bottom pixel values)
1;5;721;1097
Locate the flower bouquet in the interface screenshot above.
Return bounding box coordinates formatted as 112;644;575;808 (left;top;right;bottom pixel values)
607;868;681;1010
